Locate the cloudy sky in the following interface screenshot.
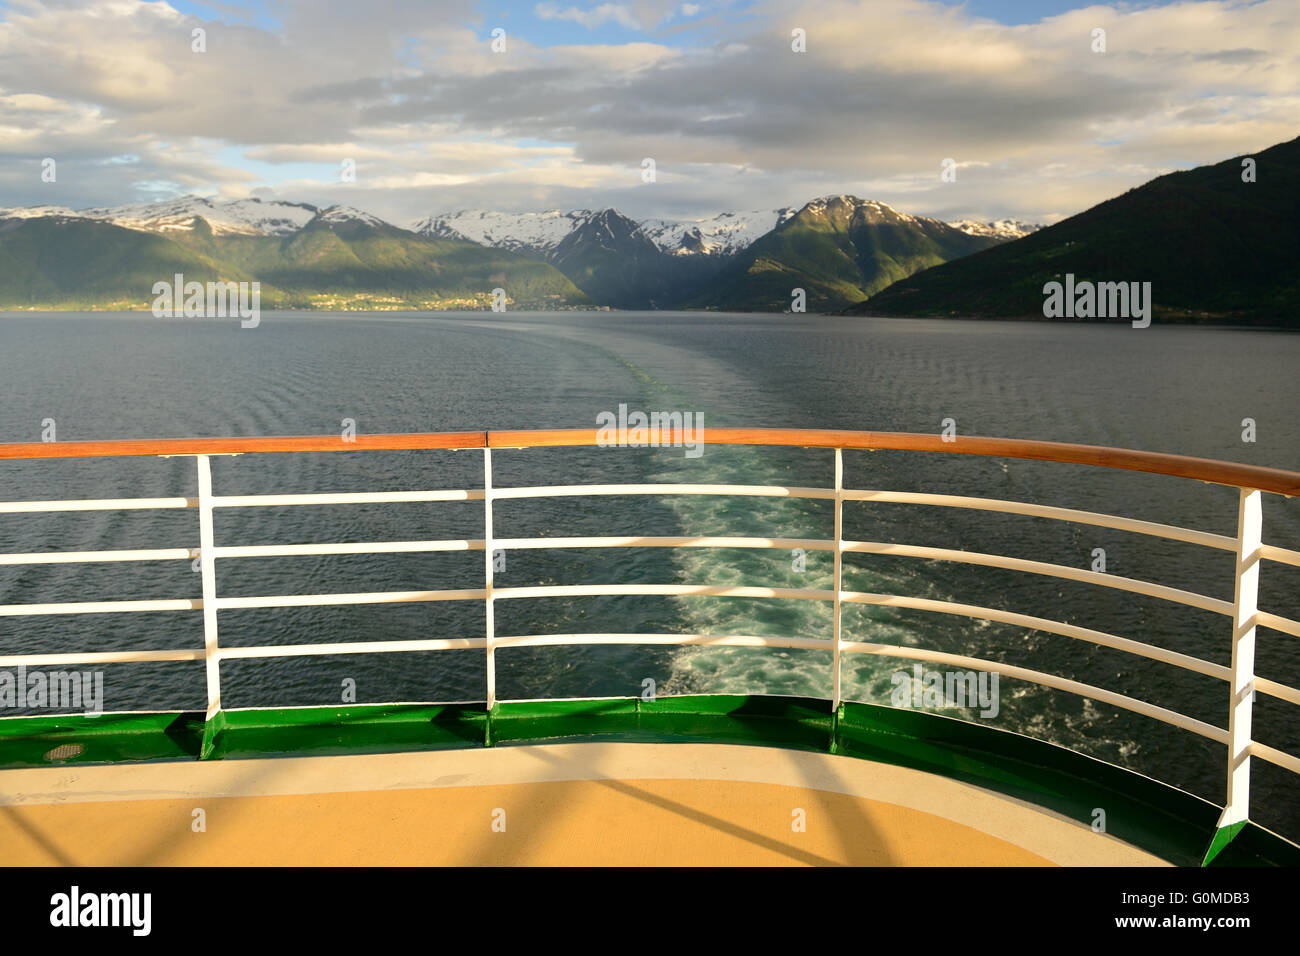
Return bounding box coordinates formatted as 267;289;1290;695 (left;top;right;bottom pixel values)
0;0;1296;227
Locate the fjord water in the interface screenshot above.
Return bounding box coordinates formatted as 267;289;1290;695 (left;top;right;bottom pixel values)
1;311;1297;838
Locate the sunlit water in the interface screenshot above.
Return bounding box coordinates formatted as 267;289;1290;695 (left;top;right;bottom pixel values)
1;311;1297;838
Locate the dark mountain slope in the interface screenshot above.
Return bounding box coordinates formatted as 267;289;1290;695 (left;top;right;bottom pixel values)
853;137;1300;324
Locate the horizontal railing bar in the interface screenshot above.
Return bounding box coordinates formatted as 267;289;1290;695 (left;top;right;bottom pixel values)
491;584;832;602
484;582;1229;681
1255;676;1300;707
483;582;1230;680
213;540;484;558
0;497;195;514
1261;544;1300;568
496;694;654;705
843;490;1236;551
217;638;487;659
487;429;1300;496
0;598;199;616
0;548;193;565
840;642;1228;744
492;535;831;552
841;541;1233;616
0;648;204;666
0;431;487;460
212;589;485;610
212;490;483;507
839;591;1230;681
495;692;833;707
487;536;1229;616
1257;611;1300;639
1248;741;1300;776
491;632;829;651
220;699;485;713
491;483;834;501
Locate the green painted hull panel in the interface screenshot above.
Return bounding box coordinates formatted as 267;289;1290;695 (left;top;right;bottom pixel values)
491;695;835;752
0;711;203;765
201;704;489;760
1;695;1295;867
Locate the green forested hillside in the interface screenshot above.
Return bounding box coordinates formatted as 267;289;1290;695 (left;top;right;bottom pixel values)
691;196;1001;312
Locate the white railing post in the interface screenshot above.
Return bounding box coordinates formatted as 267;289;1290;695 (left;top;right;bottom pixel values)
1219;487;1261;831
832;447;843;712
196;455;221;721
484;447;496;709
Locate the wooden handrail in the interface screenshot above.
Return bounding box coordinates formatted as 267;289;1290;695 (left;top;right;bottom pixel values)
0;427;1295;495
489;428;1300;496
0;432;487;460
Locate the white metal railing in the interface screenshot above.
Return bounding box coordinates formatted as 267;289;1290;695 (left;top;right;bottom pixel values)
0;431;1298;832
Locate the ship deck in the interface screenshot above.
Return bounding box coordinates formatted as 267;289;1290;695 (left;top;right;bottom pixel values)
3;696;1296;867
0;742;1164;866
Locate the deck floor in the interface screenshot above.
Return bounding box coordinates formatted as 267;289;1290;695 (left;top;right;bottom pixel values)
0;743;1169;866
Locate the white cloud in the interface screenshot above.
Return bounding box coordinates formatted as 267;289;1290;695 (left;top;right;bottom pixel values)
0;0;1295;225
535;3;643;30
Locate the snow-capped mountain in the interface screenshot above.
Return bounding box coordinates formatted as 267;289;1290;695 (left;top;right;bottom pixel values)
412;209;593;254
0;196;319;236
787;195;993;236
796;195;939;230
0;204;80;221
412;206;776;307
639;208;798;257
805;195;918;219
946;219;1041;239
416;206;799;259
783;199;1040;240
315;205;389;228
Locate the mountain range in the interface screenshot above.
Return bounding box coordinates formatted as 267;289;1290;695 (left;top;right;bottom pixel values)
418;200;1038;310
0;204;590;311
853;136;1300;325
0;195;1037;312
3;137;1293;322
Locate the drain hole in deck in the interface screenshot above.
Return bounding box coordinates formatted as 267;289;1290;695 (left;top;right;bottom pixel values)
43;743;84;762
